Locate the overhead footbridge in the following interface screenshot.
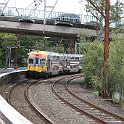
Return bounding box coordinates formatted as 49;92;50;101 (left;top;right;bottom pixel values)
0;17;123;39
0;17;97;38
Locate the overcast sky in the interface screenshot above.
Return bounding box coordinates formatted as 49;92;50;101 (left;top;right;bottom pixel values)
1;0;124;15
6;0;86;14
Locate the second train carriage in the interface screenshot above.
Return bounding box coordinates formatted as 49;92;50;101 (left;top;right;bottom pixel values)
27;50;83;78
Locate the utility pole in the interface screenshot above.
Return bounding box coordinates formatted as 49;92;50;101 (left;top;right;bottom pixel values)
103;0;110;98
85;0;110;98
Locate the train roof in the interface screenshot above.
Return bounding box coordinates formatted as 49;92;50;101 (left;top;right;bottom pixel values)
28;50;47;55
28;50;83;58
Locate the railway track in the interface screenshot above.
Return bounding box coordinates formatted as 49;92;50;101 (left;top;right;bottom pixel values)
6;79;53;124
52;74;124;124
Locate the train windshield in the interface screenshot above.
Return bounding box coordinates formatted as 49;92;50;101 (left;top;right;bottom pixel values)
28;58;34;65
35;58;39;65
40;59;45;66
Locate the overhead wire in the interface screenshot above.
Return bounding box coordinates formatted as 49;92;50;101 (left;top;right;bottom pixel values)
2;0;9;12
45;0;59;24
16;1;36;16
28;0;42;17
15;0;42;17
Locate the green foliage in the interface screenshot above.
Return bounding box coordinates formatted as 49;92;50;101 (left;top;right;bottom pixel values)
0;33;66;68
109;39;124;101
85;0;106;13
110;2;124;23
81;40;104;93
0;33;17;47
81;36;124;102
0;33;17;68
18;35;44;67
50;43;65;53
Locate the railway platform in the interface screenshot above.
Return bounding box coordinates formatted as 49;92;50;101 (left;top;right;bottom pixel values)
0;95;32;124
0;69;32;124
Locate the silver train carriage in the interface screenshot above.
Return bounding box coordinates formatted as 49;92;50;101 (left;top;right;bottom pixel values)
26;50;83;78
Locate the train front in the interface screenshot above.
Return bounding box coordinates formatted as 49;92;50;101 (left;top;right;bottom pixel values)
26;50;47;78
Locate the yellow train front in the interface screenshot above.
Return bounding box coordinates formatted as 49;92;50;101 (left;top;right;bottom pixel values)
26;50;48;78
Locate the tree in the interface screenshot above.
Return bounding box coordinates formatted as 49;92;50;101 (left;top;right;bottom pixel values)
0;33;17;68
81;0;124;98
110;0;124;27
80;0;111;98
82;0;124;40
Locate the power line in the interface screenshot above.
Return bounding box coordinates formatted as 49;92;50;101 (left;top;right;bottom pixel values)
47;0;59;20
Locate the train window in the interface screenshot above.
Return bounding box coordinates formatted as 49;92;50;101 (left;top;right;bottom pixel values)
53;56;55;59
28;58;34;64
74;19;76;23
75;19;78;23
70;19;73;22
75;57;79;60
57;56;60;60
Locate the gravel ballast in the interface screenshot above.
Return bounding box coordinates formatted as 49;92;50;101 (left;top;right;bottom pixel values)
28;77;95;124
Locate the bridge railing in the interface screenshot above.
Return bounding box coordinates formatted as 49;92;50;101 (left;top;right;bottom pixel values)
0;6;124;25
1;6;97;23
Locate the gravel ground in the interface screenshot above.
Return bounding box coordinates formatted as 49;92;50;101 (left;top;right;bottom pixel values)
28;76;96;124
9;80;51;124
1;74;124;124
69;77;124;117
28;75;124;124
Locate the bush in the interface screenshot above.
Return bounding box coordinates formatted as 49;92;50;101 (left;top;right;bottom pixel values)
81;37;124;103
109;38;124;101
81;40;104;94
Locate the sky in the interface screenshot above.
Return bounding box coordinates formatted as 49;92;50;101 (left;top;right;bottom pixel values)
1;0;124;15
5;0;87;14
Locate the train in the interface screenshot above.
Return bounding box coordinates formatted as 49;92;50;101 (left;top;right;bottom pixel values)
54;13;81;26
26;50;83;78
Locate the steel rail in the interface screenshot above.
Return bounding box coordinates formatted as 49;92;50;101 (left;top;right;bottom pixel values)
51;75;107;124
66;77;124;121
25;79;53;124
7;79;53;124
6;79;28;103
65;77;124;123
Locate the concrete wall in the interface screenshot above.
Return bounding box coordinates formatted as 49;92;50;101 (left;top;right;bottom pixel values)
0;71;26;95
